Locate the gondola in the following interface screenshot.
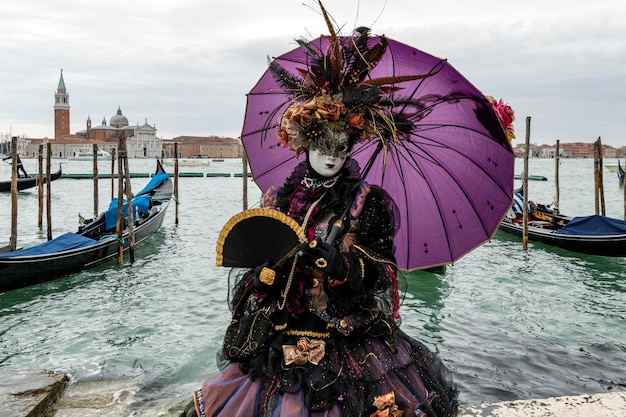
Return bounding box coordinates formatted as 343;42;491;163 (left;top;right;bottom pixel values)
499;193;626;257
0;160;173;293
0;164;63;192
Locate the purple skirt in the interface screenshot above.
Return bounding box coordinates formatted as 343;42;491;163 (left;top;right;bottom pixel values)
191;330;457;417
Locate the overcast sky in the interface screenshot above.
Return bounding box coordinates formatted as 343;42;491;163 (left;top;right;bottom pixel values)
1;0;625;147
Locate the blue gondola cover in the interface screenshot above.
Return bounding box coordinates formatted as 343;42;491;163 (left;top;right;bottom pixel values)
555;215;626;236
104;195;151;231
0;233;98;258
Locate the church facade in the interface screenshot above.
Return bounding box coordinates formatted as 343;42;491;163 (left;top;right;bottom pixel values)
24;70;162;159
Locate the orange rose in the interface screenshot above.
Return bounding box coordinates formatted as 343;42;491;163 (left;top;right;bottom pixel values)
277;127;290;148
347;114;365;128
316;100;345;121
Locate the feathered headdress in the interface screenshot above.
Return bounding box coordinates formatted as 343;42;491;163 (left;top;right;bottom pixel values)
271;1;435;157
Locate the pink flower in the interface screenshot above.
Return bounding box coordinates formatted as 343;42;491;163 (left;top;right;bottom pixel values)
487;96;515;142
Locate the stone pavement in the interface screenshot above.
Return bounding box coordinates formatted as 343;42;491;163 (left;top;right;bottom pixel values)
2;369;625;417
0;370;68;417
459;391;626;416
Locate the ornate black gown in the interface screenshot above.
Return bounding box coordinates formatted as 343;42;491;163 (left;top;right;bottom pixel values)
181;159;458;417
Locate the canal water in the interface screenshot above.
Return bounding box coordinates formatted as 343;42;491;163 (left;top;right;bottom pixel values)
0;157;624;414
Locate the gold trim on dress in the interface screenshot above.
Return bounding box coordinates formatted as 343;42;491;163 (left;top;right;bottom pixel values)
353;244;398;268
285;329;331;339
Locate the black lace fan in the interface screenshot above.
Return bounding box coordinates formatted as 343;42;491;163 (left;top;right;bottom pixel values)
216;208;307;268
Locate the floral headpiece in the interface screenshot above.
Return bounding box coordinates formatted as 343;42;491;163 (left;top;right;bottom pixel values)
271;1;434;158
487;96;515;142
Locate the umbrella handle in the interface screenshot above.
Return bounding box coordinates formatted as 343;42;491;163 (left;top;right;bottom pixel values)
325;207;350;244
325;141;383;244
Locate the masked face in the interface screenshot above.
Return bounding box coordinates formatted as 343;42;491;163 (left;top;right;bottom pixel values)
309;130;349;177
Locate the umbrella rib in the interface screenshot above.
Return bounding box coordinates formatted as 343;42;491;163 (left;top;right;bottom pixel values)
412;122;513;197
404;129;509;241
390;139;456;265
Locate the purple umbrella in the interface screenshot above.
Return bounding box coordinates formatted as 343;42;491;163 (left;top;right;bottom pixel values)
241;30;514;271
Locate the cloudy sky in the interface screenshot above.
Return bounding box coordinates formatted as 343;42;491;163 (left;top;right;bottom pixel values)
1;0;625;147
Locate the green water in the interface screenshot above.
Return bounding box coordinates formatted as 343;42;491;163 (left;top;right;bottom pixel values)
0;158;624;412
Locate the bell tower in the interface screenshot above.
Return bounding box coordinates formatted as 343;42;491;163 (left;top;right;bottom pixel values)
54;69;70;138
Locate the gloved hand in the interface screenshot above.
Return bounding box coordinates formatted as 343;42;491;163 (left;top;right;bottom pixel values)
301;238;346;279
253;261;278;292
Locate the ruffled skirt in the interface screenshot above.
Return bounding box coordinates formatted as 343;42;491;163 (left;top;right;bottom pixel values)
181;330;457;417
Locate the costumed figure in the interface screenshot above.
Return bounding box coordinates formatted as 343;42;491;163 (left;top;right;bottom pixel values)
181;5;458;417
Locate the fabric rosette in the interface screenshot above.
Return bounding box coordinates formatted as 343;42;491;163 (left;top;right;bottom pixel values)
370;392;404;417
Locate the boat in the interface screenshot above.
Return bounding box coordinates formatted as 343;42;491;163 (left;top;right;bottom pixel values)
71;150;112;160
0;165;63;192
618;160;624;187
163;158;210;167
499;193;626;257
605;160;624;172
0;160;172;293
513;174;548;181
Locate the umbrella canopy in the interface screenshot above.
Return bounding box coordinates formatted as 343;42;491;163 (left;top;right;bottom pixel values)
241;30;514;271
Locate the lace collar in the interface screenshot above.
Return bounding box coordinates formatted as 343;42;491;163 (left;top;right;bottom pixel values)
301;175;340;189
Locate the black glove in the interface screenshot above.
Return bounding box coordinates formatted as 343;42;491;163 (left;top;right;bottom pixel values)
301;238;346;279
253;262;278;293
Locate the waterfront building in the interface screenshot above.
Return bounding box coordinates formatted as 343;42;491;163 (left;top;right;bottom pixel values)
161;136;242;159
17;71;163;158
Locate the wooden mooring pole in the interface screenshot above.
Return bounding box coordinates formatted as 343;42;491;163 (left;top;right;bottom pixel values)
174;142;179;225
110;148;116;201
593;137;606;216
46;144;52;241
242;148;249;210
38;145;44;228
554;140;560;212
93;143;99;217
9;137;18;251
522;117;531;250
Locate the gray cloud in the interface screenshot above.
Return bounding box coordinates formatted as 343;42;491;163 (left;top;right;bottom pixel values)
1;0;624;147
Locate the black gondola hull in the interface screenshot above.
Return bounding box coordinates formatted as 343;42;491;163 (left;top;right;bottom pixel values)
0;165;63;192
0;161;172;293
498;219;626;257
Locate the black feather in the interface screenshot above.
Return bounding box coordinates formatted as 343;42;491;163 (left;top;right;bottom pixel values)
268;59;306;99
342;86;381;107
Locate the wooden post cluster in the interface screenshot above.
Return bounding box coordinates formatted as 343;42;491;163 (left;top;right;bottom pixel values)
116;132;136;264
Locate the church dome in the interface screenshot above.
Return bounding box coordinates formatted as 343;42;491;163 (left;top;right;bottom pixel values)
110;106;129;127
